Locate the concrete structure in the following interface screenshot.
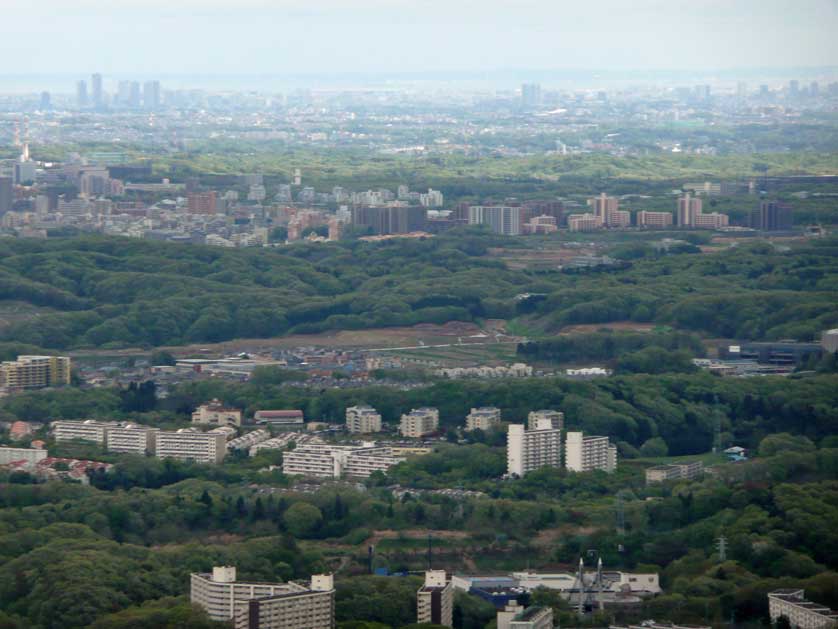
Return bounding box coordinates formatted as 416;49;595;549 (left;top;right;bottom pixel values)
567;213;604;232
823;329;838;354
610;623;710;629
527;410;564;431
400;408;440;438
513;570;660;595
282;443;405;479
155;429;227;464
0;446;48;465
565;432;617;473
645;461;704;485
677;193;702;227
417;571;453;628
254;410;304;426
465;407;501;431
232;574;335;629
590;193;621;227
228;429;271;451
52;419;113;444
507;419;562;477
0;355;71;392
750;200;793;231
497;602;554;629
636;210;674;228
768;589;838;628
345;405;383;434
468;206;521;236
192;399;242;427
106;424;158;454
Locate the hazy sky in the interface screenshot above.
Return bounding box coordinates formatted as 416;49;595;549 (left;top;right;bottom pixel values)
1;0;836;77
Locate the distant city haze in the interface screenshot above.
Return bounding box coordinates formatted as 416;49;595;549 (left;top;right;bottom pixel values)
0;0;837;88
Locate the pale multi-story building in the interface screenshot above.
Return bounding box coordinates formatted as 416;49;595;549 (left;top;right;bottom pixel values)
527;410;564;432
567;213;604;232
192;399;242;427
0;446;48;465
400;408;439;438
345;406;383;433
0;355;71;392
282;443;404;479
417;571;453;628
636;210;674;228
468;206;521;236
507;419;562;477
106;424;158;454
465;407;501;431
693;212;729;229
52;419;114;444
254;410;304;426
676;193;702;227
228;429;271;451
232;574;335;629
645;460;704;485
565;432;617;473
590;193;619;225
155;429;227;464
497;602;553;629
768;589;838;628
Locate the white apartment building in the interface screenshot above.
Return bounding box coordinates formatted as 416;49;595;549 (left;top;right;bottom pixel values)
465;407;501;431
527;410;564;431
768;589;838;628
282;443;404;479
345;406;383;433
232;574;335;629
249;434;323;457
106;424;158;454
254;410;304;426
52;419;114;444
400;408;439;438
507;419;562;477
645;460;704;485
191;399;242;427
0;446;48;465
468;206;521;236
497;602;553;629
565;432;617;473
417;571;453;628
155;429;227;464
228;429;271;451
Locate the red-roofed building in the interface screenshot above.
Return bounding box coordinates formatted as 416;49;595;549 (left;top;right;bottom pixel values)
9;421;33;441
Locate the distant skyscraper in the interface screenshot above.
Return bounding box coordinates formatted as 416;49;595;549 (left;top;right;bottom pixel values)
128;81;141;108
677;193;702;227
91;73;103;107
810;81;819;98
736;81;747;99
143;81;161;109
0;177;13;214
521;83;542;108
76;80;88;108
759;84;770;98
39;91;51;110
789;79;799;98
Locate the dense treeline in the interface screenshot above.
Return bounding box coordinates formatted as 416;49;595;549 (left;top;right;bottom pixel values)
0;234;836;349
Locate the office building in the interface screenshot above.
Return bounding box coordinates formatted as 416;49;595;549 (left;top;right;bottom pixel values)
417;571;453;628
232;574;335;629
0;177;13;214
676;194;702;227
567;213;603;232
0;446;48;465
254;410;304;426
191;399;242;427
507;419;562;477
106;424;158;455
497;602;553;629
91;73;103;107
521;83;542;108
645;460;703;485
351;205;427;235
155;429;227;464
527;410;564;431
465;407;501;431
636;210;673;228
468;206;521;236
750;200;793;231
0;355;71;392
565;432;617;473
345;406;382;433
768;589;838;628
282;443;405;479
692;212;729;229
400;408;440;438
143;80;161;109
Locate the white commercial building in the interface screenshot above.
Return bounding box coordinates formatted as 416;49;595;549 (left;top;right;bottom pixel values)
465;407;501;432
507;419;562;477
768;589;838;628
345;406;383;434
565;432;617;473
155;429;227;464
400;408;439;438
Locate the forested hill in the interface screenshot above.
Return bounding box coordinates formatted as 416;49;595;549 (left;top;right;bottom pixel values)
0;232;836;350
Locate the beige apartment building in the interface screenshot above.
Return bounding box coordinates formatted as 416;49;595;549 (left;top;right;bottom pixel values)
191;399;243;427
232;574;335;629
768;589;838;628
527;410;564;431
105;424;158;454
507;419;562;477
155;429;227;464
400;408;439;438
645;460;704;485
0;355;71;391
52;419;114;444
636;210;674;228
417;571;453;628
345;405;383;433
565;432;617;473
465;407;501;431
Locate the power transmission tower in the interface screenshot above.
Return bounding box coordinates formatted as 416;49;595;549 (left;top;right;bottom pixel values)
716;535;727;562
